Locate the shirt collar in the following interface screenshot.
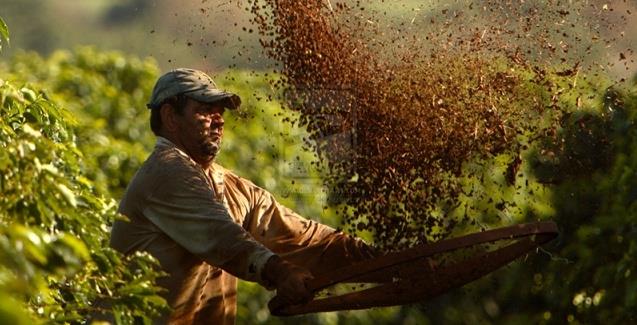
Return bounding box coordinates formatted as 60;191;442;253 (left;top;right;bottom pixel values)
155;137;224;177
155;136;194;162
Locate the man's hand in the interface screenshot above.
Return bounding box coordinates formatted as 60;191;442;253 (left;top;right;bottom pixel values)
263;255;314;305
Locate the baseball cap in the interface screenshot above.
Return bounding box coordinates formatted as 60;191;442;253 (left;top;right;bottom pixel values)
147;68;241;110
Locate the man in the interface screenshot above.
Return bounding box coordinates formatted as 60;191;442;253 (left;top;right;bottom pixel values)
110;68;376;324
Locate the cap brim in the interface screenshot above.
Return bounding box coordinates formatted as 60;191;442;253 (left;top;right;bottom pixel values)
187;88;241;109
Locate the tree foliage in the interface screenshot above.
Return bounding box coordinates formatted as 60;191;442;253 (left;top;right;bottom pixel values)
411;77;637;325
4;47;159;198
0;42;166;323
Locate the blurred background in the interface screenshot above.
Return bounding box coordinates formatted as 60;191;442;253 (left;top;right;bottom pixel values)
1;1;637;324
2;0;635;76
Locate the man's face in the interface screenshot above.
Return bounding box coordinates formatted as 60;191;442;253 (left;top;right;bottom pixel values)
173;98;225;165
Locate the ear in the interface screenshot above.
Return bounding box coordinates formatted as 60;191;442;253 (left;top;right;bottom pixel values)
160;103;179;133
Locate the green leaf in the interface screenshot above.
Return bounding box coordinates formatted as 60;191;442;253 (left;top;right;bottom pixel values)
57;234;90;262
90;251;113;274
0;17;9;52
144;295;167;308
56;183;77;208
12;225;48;266
0;295;30;325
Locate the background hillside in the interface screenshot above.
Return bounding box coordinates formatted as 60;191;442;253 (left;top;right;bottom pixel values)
1;0;636;78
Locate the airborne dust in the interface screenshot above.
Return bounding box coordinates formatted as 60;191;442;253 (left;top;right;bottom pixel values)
197;1;633;250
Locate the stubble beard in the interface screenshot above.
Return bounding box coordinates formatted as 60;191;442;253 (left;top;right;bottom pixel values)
200;136;221;162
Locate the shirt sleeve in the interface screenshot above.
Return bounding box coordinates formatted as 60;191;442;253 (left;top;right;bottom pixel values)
143;161;275;284
242;180;378;276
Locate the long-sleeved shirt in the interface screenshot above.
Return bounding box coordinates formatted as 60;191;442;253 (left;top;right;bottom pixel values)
110;137;375;324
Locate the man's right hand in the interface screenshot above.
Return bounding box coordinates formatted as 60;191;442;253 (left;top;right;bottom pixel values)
263;255;314;305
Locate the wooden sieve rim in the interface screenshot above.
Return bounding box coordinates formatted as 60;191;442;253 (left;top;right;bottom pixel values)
270;221;558;316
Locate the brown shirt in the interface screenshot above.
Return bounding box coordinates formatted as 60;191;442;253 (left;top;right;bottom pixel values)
110;137;374;324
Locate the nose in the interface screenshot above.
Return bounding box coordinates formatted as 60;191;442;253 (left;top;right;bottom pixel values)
200;105;225;129
208;114;224;129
